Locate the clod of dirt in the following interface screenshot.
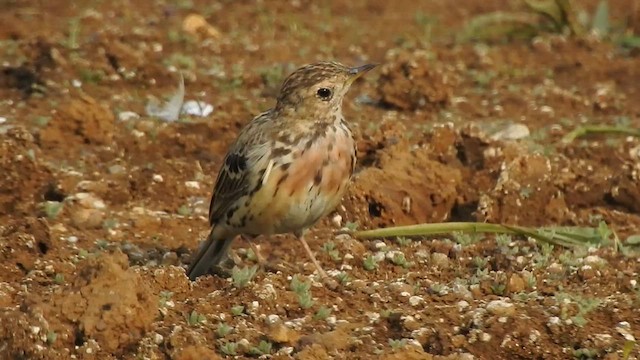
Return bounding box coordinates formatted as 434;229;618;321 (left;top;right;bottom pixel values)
477;154;571;225
294;343;330;360
50;251;158;354
345;142;462;228
266;323;301;344
297;325;356;354
381;346;434;360
0;308;52;359
610;164;640;213
0;217;51;279
172;345;222;360
40;92;115;147
0;127;53;217
377;49;456;111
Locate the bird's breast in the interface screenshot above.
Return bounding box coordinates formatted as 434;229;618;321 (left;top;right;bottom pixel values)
247;122;356;234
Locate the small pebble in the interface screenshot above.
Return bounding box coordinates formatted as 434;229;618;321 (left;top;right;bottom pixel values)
118;111;140;121
409;296;424;307
486;299;515;317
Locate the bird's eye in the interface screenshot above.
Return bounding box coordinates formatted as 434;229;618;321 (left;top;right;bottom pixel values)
316;87;333;100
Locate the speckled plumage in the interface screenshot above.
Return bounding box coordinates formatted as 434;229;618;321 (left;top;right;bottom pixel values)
187;61;377;281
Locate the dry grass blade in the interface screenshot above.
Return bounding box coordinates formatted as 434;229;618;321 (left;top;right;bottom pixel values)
351;222;612;248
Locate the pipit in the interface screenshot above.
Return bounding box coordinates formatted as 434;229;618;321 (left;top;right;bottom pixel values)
187;61;377;281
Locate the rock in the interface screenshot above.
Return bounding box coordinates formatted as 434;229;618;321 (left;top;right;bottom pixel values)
431;252;449;268
182;13;222;39
380;346;434;360
294;343;330;360
402;316;421;331
490;123;530;141
172;345;222;360
298;326;354;353
409;296;424;307
578;265;596;280
507;274;526;293
486;299;515;317
70;208;104;229
266;323;300;345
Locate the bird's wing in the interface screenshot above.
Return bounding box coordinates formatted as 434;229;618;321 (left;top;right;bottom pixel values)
208;112;272;225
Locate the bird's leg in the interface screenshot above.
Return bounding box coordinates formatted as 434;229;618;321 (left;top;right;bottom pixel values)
296;232;328;279
240;235;268;267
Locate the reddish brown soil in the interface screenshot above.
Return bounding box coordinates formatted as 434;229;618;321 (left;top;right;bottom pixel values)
1;0;640;359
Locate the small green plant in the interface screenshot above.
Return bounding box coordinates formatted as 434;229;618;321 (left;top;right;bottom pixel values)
53;273;64;285
95;239;109;250
220;341;238;356
186;310;206;326
519;186;533;199
321;241;341;261
291;275;314;309
471;256;488;269
452;231;483;246
396;237;411;247
249;340;273;356
491;282;506;296
41;201;63;220
336;271;350;285
344;221;359;231
391;252;410;268
230;305;244;316
363;254;380;271
429;283;447;296
102;218;118;230
389;338;407;350
46;330;57;345
33;116;51;127
216;323;233;338
63;18;81;49
556;293;602;327
159;291;174;307
231;265;258;288
313;306;332;321
495;233;512;247
177;205;192;216
573;347;599;359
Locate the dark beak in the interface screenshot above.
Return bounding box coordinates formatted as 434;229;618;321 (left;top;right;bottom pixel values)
349;63;379;77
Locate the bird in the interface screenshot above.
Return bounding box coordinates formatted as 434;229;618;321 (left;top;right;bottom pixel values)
187;60;377;281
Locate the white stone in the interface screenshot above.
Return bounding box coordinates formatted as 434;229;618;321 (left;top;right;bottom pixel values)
409;296;424;307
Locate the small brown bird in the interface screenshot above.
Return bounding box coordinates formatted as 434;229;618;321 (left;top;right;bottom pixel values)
187;61;377;281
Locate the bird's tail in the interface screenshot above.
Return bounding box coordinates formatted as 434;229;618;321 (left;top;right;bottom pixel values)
187;226;235;281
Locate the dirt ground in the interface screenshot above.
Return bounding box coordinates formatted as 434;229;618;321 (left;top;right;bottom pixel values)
1;0;640;359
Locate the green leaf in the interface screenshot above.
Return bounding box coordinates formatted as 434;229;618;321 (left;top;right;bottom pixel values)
591;0;609;35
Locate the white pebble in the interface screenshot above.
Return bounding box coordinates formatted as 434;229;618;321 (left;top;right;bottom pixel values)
154;333;164;344
185;181;200;189
152;174;164;183
266;314;280;325
457;300;470;311
118;111;140;121
409;296;424;307
486;299;515;317
181;100;214;117
331;214;342;227
480;332;492;342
